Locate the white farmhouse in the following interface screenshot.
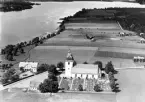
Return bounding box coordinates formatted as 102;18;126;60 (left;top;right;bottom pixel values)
19;62;38;73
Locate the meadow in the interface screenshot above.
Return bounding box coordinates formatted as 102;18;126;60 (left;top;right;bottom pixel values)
64;22;121;30
29;46;97;64
30;26;145;69
115;69;145;102
0;89;116;102
29;45;141;68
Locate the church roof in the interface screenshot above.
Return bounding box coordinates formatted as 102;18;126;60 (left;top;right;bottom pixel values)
71;64;99;75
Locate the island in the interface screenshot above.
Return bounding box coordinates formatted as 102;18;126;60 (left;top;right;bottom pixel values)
0;0;40;12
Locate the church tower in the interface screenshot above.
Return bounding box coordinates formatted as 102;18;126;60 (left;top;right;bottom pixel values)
65;50;74;77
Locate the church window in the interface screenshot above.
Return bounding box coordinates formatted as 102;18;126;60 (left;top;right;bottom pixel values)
68;62;70;65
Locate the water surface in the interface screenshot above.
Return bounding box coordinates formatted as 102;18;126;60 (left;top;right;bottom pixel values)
1;1;145;48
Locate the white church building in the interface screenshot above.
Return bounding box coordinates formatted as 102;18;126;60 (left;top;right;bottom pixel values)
65;50;102;79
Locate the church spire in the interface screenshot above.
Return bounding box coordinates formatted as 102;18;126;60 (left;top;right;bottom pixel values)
66;49;74;60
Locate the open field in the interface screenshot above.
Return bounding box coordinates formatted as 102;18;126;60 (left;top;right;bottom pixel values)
115;69;145;102
43;30;145;49
94;47;145;59
64;22;121;30
44;39;145;49
94;51;145;59
28;46;145;68
0;90;116;102
29;46;97;64
98;47;145;54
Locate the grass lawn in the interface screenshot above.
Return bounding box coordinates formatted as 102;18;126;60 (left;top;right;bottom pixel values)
0;90;116;102
43;30;145;49
29;45;142;69
89;56;137;68
115;69;145;102
94;51;145;59
29;46;97;64
65;22;121;30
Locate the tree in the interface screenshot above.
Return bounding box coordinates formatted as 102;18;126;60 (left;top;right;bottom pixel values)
10;74;19;82
40;40;43;44
1;77;9;85
57;62;64;71
32;37;39;44
35;43;38;46
4;45;14;55
93;61;103;69
47;34;50;38
78;84;83;91
48;64;57;75
94;84;102;92
39;79;59;93
20;67;25;72
101;73;105;79
7;54;13;61
105;61;115;74
1;68;19;84
108;72;114;80
20;42;24;47
48;73;57;81
136;0;144;4
110;78;115;90
2;64;6;70
83;61;88;64
37;64;49;74
9;63;13;67
20;48;24;53
108;72;116;90
13;47;18;56
1;49;5;55
112;83;120;93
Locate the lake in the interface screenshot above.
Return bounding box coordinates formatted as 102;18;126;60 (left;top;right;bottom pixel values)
1;1;145;48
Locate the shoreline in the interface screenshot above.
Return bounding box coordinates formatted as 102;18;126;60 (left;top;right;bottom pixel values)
0;20;63;63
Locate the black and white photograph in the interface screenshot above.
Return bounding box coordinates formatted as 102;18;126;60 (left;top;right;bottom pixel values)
0;0;145;102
